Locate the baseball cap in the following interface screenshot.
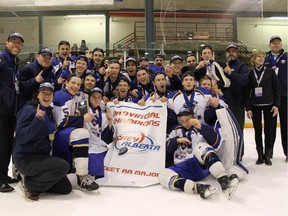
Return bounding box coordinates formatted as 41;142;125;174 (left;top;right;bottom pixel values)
90;87;103;95
76;55;88;64
38;82;54;92
38;47;53;56
170;55;183;63
177;106;194;117
7;32;24;43
269;35;282;43
226;44;238;51
125;57;137;64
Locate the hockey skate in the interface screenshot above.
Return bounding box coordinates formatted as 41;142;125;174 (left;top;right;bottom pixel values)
196;184;217;199
78;175;99;191
217;174;239;200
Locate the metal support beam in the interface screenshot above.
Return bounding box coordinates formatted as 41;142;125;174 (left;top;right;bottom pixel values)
38;15;43;50
232;16;237;42
145;0;155;61
105;12;110;57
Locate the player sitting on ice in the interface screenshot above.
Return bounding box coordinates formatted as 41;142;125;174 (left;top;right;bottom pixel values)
159;106;239;200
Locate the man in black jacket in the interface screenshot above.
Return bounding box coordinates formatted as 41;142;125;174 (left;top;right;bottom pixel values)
0;32;24;192
223;44;249;159
264;35;287;162
18;47;54;110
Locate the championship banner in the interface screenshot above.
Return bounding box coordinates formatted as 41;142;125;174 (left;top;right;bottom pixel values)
97;100;167;187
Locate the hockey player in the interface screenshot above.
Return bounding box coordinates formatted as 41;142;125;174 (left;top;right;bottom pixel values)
54;55;89;91
111;76;138;103
88;47;106;90
131;66;154;100
194;45;233;106
103;59;125;101
199;75;228;125
52;40;75;79
85;87;114;179
122;57;138;90
167;71;210;124
164;55;184;91
138;71;177;136
159;107;239;200
52;73;99;191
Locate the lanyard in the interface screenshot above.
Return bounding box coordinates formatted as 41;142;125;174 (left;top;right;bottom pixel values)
253;66;265;87
269;53;283;66
118;96;132;102
183;90;195;108
155;89;167;98
91;106;102;127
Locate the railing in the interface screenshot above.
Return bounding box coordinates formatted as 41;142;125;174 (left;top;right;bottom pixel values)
112;20;236;56
113;32;135;50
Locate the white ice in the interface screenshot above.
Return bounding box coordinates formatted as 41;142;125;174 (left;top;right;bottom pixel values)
1;128;287;216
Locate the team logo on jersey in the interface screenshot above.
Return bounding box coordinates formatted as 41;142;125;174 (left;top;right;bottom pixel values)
113;131;160;156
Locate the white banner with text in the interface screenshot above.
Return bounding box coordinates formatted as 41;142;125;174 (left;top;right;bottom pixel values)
98;101;167;187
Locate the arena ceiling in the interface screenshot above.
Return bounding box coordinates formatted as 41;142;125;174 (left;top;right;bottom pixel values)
0;0;286;16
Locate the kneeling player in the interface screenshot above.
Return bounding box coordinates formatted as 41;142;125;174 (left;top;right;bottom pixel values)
52;74;99;191
159;107;239;199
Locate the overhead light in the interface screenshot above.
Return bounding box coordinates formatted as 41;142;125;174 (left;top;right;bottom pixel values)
33;0;113;6
270;17;288;20
66;14;105;18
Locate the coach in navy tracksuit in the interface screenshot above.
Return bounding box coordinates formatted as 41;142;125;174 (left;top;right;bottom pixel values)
13;83;71;201
264;35;287;162
0;32;24;192
18;47;54;110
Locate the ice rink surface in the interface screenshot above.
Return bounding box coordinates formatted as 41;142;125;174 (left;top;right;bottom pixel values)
1;128;287;216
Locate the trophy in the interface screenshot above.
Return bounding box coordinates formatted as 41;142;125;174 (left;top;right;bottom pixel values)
76;99;89;116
